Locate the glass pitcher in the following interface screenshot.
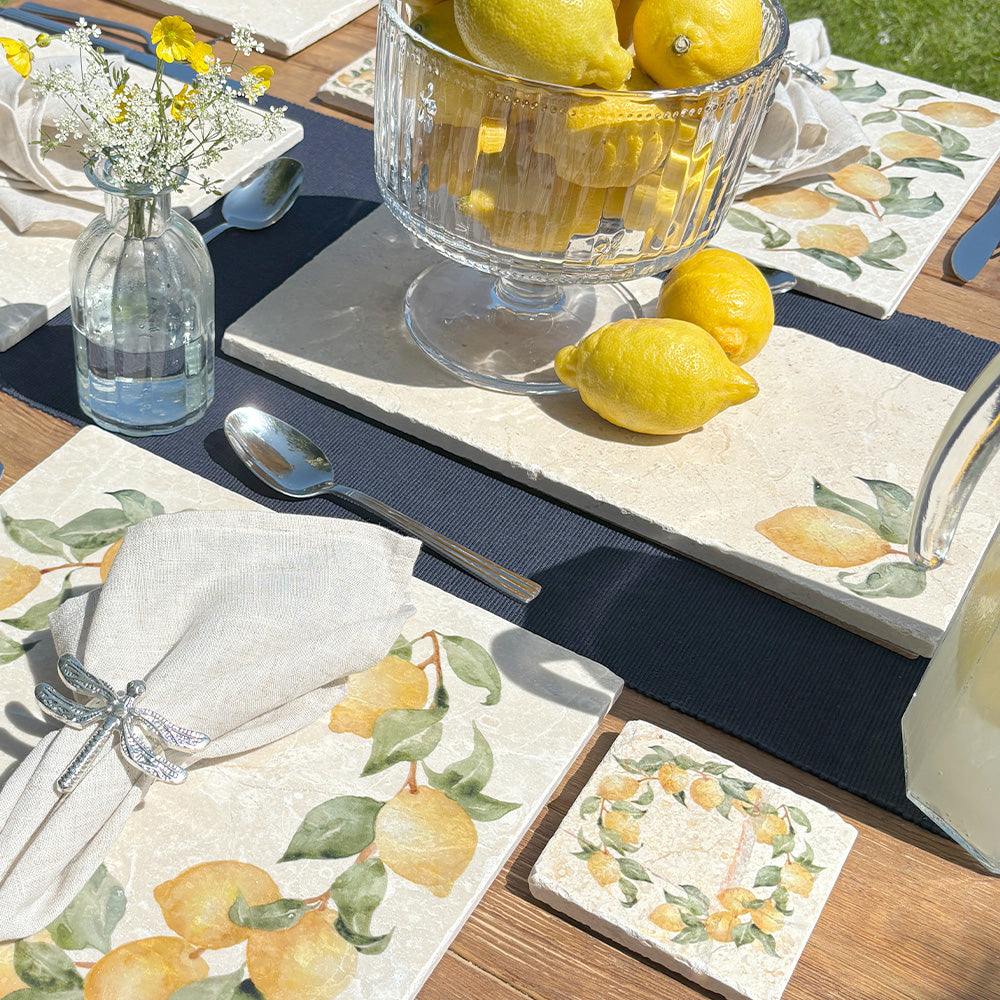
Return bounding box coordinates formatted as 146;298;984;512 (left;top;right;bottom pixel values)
903;349;1000;871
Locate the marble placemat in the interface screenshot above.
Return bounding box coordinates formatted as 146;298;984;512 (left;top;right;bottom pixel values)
0;17;303;353
222;205;1000;658
121;0;375;55
0;425;622;998
317;47;376;119
529;721;857;1000
715;56;1000;317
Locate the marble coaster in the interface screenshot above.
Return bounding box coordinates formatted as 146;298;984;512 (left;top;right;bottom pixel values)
121;0;375;55
717;57;1000;318
222;204;1000;657
529;721;857;1000
0;18;303;353
317;47;376;120
0;426;622;998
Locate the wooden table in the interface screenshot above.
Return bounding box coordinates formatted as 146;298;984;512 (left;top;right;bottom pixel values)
3;5;1000;999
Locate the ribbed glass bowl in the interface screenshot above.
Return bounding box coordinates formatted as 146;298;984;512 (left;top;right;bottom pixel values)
374;0;789;393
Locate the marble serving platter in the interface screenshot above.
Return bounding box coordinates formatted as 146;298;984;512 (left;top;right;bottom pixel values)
222;205;1000;658
715;56;1000;318
0;425;622;997
122;0;375;55
0;17;303;352
529;721;857;1000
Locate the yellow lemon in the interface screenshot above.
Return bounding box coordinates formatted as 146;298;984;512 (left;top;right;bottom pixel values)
878;130;942;161
453;0;632;89
781;861;815;897
918;101;999;127
796;223;869;258
649;902;686;931
756;506;892;567
412;0;473;59
828;163;891;201
0;556;41;611
597;774;640;800
689;775;725;810
656;761;688;794
745;187;835;219
603;810;641;843
656;247;773;364
555;317;758;435
83;937;208;1000
705;910;737;941
632;0;762;89
329;654;429;738
587;851;621;886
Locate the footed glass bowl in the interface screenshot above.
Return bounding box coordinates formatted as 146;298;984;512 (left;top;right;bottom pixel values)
374;0;789;393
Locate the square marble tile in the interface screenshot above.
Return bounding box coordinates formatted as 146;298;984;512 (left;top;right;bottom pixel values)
529;721;857;1000
317;47;376;119
0;426;623;999
222;204;1000;657
716;57;1000;318
0;17;303;352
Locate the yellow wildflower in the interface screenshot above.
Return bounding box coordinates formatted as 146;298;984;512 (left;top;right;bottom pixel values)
170;84;195;121
246;64;273;90
34;33;52;48
189;40;214;73
108;84;130;124
0;37;32;78
151;16;195;63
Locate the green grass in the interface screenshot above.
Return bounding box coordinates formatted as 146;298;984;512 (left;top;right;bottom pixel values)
780;0;1000;101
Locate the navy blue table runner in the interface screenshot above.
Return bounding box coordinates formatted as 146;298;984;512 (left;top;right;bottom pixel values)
3;101;999;831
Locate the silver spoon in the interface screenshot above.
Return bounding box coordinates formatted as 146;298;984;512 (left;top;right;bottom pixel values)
202;158;304;243
224;406;541;603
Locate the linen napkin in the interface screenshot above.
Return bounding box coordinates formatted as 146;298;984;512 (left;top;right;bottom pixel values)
0;19;108;234
737;19;869;195
0;509;420;940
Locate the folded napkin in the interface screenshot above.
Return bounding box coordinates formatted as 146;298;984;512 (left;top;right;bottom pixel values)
0;509;420;940
0;20;110;234
737;19;870;195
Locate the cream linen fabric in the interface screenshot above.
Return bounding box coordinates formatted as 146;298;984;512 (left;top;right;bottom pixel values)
738;19;869;195
0;509;420;940
0;19;107;234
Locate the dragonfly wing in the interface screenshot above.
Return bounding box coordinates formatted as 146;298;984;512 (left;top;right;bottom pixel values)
120;719;188;784
57;655;117;703
133;708;210;752
35;684;104;727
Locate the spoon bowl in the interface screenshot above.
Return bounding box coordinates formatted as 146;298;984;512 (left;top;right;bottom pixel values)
224;406;541;603
202;157;304;243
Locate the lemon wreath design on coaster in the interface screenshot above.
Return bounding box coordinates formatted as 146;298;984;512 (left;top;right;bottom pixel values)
573;745;823;956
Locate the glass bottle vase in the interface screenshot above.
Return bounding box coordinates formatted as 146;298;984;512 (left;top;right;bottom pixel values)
70;160;215;436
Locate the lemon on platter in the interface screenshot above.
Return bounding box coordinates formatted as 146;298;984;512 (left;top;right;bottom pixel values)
632;0;763;89
656;247;773;364
453;0;633;89
554;317;758;435
412;0;473;59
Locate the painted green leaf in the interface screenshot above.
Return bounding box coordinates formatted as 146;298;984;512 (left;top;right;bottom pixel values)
718;776;755;802
330;858;392;954
760;223;791;250
716;795;733;818
859;257;902;271
440;635;501;706
618;878;639;907
838;561;928;599
950;152;984;162
753;865;782;888
725;207;772;235
598;824;628;854
700;761;730;776
580;795;601;818
610;800;647;817
678;885;711;915
229;893;309;931
749;925;779;956
814;182;869;213
772;885;792;913
899;88;939;102
732;921;755;947
896;157;964;177
637;747;672;772
862;231;907;260
51;509;131;560
0;633;34;666
937;125;971;157
672;754;698;770
673;790;686;805
168;968;246;1000
787;805;812;831
107;489;165;524
423;723;493;797
614;754;649;775
860;478;913;543
634;783;655;806
575;828;601;857
899;113;941;139
2;572;73;632
47;865;125;954
445;786;519;823
3;989;85;1000
829;70;885;103
281;795;384;861
13;941;83;992
770;833;796;857
861;109;897;125
389;634;412;660
617;858;651;882
813;478;881;531
794;248;863;279
860;150;882;169
879;177;944;218
361;704;446;776
672;924;709;945
0;509;66;558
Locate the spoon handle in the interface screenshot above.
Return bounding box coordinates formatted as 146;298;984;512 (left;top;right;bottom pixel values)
331;485;541;603
201;221;230;244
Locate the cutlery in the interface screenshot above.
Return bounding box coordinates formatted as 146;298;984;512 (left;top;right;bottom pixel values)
760;266;797;294
19;3;156;54
202;158;304;243
950;198;1000;283
224;407;542;603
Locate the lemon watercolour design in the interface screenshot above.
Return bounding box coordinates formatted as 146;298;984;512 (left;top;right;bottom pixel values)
0;630;521;998
0;490;163;666
724;67;1000;283
756;476;928;599
573;744;822;956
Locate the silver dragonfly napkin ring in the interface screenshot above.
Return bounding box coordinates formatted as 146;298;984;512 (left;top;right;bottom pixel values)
35;654;211;794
